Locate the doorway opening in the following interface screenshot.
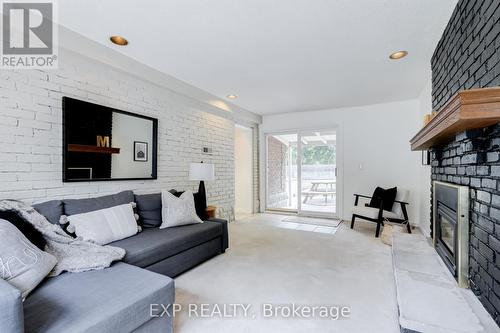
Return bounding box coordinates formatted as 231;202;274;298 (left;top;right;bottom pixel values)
235;124;254;218
265;130;338;218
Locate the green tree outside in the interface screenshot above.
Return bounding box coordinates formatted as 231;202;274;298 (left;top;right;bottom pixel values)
290;145;336;165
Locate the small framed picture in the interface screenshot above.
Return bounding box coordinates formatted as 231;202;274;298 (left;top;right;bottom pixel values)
422;150;430;165
134;141;148;162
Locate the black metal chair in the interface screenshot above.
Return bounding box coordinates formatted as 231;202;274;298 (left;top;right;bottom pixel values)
350;190;411;237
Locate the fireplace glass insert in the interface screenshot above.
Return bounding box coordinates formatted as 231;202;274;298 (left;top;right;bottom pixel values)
439;213;455;255
436;202;457;274
433;181;469;287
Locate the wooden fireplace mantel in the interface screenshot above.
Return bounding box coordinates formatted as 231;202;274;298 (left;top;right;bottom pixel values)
410;87;500;151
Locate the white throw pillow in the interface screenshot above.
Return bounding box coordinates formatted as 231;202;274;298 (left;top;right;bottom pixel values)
0;219;57;298
67;204;138;245
160;190;203;228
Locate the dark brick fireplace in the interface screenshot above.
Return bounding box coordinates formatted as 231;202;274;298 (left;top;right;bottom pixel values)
430;0;500;324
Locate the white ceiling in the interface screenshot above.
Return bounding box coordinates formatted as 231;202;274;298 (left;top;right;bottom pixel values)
58;0;457;115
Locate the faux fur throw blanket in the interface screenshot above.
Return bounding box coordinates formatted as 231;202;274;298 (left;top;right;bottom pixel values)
0;200;125;276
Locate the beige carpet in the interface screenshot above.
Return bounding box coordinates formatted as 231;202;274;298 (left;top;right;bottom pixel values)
174;216;399;332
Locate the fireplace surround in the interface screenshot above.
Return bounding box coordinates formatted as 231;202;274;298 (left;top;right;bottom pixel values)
422;0;500;324
433;181;470;288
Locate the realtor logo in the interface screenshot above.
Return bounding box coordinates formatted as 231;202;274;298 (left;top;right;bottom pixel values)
1;0;58;68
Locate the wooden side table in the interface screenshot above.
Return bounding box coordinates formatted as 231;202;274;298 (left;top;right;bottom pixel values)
206;206;217;219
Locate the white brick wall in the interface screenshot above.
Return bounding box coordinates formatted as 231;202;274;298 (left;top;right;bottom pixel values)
0;50;237;221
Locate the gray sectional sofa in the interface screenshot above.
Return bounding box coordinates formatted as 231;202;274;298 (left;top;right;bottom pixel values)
0;190;228;333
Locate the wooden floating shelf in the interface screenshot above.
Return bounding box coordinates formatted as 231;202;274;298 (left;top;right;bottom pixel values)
68;144;120;154
410;87;500;151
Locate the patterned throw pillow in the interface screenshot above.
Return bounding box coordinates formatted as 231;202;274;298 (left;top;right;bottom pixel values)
160;190;203;228
0;219;57;298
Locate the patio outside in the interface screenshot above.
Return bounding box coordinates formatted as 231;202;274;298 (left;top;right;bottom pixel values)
266;132;336;215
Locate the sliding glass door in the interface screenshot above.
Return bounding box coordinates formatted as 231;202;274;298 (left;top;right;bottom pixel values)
298;130;337;216
265;130;338;218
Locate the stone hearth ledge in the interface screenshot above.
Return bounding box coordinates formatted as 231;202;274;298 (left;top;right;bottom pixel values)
392;232;499;333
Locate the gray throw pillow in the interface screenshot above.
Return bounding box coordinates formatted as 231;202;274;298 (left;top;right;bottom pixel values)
0;219;57;298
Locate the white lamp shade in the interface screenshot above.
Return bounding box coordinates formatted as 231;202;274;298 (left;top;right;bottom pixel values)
189;163;215;181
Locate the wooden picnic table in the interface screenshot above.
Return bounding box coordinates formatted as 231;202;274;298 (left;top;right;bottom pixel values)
302;180;336;203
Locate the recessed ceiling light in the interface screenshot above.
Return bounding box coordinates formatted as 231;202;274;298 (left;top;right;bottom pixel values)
110;35;128;46
227;94;237;100
389;51;408;60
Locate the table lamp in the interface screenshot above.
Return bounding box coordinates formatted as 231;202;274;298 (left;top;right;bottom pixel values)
189;162;215;218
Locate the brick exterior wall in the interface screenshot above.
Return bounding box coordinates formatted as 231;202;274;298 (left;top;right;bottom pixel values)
266;136;289;208
430;0;500;324
0;49;242;222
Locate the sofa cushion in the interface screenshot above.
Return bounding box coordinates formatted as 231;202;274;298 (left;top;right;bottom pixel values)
33;200;63;225
135;193;162;228
23;263;174;333
135;190;178;228
63;190;134;216
0;279;23;333
135;190;207;228
110;221;223;268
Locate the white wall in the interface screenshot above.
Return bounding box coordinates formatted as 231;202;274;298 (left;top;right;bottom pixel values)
234;124;254;214
260;100;423;223
111;112;153;179
417;76;433;237
0;47;262;221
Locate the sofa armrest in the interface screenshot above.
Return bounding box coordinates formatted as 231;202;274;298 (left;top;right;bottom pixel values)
0;279;24;333
206;218;229;252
